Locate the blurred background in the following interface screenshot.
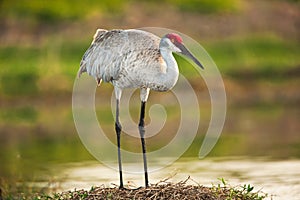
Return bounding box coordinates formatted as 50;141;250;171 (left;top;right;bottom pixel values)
0;0;299;197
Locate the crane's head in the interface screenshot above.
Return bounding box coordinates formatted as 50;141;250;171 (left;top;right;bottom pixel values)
160;33;204;69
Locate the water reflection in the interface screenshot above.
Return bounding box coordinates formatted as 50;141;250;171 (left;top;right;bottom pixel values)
51;158;300;199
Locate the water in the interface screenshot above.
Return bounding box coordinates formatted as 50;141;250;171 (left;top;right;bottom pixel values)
37;158;300;200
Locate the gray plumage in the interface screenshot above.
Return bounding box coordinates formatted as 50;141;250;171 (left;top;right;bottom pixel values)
78;29;175;92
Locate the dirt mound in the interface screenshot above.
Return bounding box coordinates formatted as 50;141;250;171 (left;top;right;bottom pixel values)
52;177;267;200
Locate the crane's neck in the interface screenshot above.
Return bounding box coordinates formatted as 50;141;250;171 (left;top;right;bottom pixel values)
158;49;179;90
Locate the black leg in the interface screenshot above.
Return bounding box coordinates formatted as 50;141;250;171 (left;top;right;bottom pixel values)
115;99;123;188
138;101;149;187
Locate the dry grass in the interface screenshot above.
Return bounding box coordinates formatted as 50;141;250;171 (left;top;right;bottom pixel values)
50;177;268;200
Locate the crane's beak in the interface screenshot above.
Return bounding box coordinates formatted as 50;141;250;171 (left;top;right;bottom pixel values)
177;43;204;69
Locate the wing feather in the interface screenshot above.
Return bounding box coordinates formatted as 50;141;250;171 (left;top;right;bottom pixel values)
78;29;161;84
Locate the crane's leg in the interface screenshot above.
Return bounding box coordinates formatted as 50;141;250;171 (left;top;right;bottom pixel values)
115;88;123;189
139;100;149;187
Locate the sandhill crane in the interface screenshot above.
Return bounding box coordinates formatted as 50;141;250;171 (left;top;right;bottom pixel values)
77;29;204;188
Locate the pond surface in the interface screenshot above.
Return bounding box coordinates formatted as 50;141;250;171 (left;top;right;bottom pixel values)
33;158;300;200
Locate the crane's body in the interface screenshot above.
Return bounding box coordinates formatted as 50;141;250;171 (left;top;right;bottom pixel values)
78;29;181;96
78;29;203;188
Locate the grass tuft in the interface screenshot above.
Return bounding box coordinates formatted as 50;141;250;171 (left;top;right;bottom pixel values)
35;177;269;200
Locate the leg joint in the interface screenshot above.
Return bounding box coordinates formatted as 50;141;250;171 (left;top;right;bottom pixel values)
115;121;122;133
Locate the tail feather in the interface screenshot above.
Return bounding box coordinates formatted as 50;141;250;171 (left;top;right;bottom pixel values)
77;62;86;78
77;29;107;79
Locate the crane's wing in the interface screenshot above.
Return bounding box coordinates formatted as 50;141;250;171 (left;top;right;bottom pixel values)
77;29;107;79
78;29;161;85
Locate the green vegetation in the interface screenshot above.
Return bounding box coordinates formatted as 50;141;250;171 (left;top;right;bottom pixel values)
0;0;242;24
0;0;126;22
3;0;299;23
170;0;242;13
205;35;299;73
212;178;268;200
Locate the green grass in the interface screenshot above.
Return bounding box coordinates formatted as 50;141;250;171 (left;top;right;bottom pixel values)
0;106;38;123
212;178;268;200
0;0;243;24
169;0;242;13
0;0;126;22
204;34;300;74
